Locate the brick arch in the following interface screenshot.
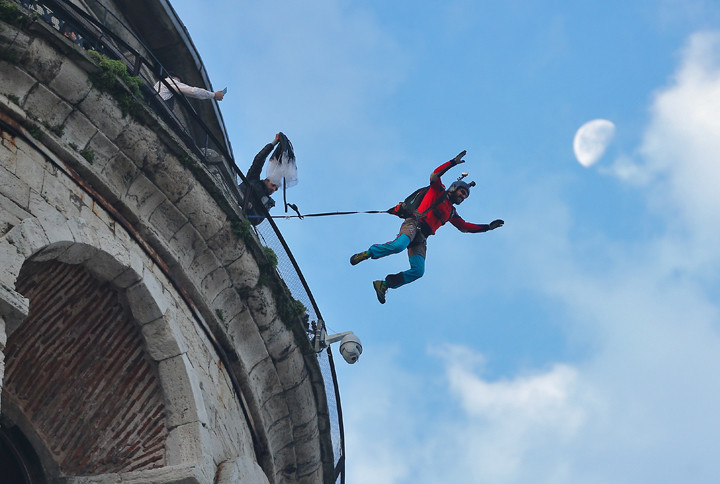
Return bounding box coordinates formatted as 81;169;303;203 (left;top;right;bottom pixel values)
1;221;207;479
5;259;167;475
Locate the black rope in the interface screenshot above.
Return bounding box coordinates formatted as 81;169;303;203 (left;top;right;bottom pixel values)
267;210;390;220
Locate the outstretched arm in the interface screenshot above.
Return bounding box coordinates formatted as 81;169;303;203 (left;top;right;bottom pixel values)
166;79;216;100
450;216;504;233
430;150;466;183
246;134;282;181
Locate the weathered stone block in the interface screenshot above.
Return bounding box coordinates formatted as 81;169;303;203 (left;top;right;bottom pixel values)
0;61;37;102
1;128;18;161
263;416;296;476
0;191;32;231
84;239;131;283
176;184;226;239
48;58;91;104
200;266;231;306
261;322;295;363
217;455;270;484
0;96;29;128
0;240;23;287
297;467;323;484
274;350;309;392
111;261;143;288
5;217;49;258
188;248;222;287
28;191;74;241
146;153;192;203
246;285;279;330
23;82;73;127
29;240;73;263
65;464;207;484
169;221;206;269
85;129;119;170
37;168;80;218
0;16;29;50
14;141;45;194
100;151;138;199
59;109;98;149
58;240;99;266
248;358;286;409
115;122;163;168
126;267;169;324
159;355;209;428
59;217;100;264
207;224;247;266
211;286;245;325
62;473;122;483
293;426;323;474
77;88;129;140
282;375;317;427
123;174;166;221
227;309;271;371
148;199;187;241
0;282;29;337
120;464;208;484
0;167;30;210
21;36;62;84
226;250;261;291
141;316;187;361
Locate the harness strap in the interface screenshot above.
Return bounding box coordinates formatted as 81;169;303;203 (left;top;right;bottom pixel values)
415;190;448;218
415;190;450;231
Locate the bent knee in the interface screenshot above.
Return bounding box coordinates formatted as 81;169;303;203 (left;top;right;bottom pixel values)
394;234;412;251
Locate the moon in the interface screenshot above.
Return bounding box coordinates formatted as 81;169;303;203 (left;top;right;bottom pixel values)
573;119;616;167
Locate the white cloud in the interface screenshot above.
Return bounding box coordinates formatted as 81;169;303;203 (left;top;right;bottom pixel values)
611;32;720;236
435;345;591;483
642;32;720;225
441;345;583;424
600;153;650;184
341;344;592;484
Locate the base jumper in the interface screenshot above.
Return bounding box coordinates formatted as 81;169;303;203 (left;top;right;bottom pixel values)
350;151;504;304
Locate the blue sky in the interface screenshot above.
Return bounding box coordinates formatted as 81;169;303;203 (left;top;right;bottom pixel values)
170;1;720;482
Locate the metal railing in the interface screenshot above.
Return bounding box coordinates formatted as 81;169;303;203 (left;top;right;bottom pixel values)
19;0;234;174
11;0;345;481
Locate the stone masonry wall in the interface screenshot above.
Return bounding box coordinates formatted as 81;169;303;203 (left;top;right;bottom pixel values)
0;8;331;484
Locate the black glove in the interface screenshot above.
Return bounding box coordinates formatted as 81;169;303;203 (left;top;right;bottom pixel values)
452;150;466;165
489;219;504;230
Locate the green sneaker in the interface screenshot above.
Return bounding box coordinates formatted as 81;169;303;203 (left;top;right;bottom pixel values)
373;280;388;304
350;251;370;266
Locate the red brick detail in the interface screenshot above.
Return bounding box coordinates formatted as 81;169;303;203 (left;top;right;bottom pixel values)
5;261;168;475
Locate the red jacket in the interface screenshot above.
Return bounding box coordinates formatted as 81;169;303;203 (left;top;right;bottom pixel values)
415;160;490;236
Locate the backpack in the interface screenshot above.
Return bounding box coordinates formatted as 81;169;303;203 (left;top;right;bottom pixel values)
387;186;448;219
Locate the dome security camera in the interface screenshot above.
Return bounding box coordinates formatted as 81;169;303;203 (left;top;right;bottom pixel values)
339;333;362;364
315;326;363;364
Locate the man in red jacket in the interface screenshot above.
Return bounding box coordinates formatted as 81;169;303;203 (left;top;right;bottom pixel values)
350;151;504;304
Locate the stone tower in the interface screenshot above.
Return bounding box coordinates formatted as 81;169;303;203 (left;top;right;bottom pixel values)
0;1;343;483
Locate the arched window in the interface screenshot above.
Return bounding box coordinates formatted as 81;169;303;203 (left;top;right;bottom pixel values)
0;422;47;484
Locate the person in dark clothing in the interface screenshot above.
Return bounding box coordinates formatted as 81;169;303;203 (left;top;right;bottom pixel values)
239;134;281;225
350;150;504;304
